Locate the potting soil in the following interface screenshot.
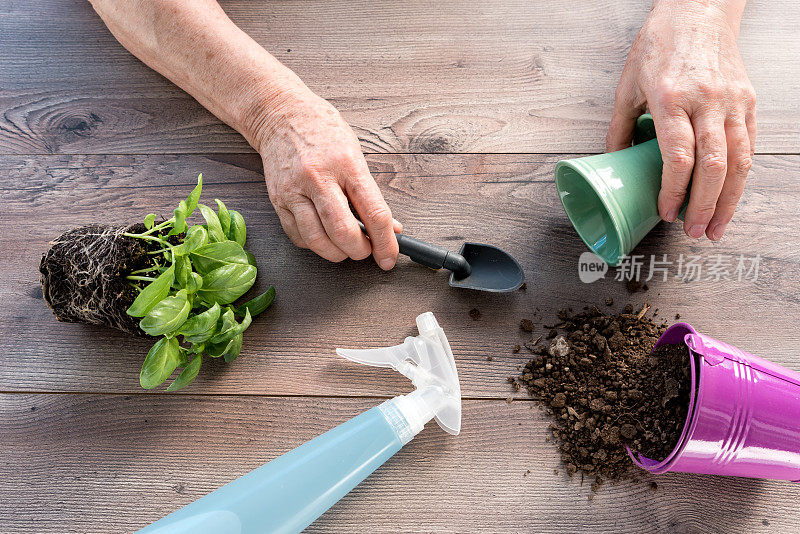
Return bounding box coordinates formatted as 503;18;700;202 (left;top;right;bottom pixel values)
510;304;691;488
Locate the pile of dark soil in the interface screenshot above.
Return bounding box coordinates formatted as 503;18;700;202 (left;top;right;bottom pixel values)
510;304;691;489
40;223;155;335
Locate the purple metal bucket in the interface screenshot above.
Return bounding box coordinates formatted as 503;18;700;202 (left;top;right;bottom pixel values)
628;322;800;481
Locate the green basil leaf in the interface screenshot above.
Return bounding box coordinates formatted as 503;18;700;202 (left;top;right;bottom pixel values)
179;303;221;343
144;213;156;230
172;225;207;256
228;210;246;246
215;199;231;235
169;200;188;236
235;308;252;335
185;272;203;294
245;251;257;267
175;255;191;288
181;303;221;334
207;333;243;362
167;354;202;391
205;340;225;358
198;203;225;242
186;225;208;249
140;337;180;389
234;286;275;318
210;308;237;344
140;289;191;336
198;264;256;305
185;174;203;217
177;348;188;367
184;320;218;344
211;308;250;344
127;264;175;317
189;241;249;274
222;334;243;363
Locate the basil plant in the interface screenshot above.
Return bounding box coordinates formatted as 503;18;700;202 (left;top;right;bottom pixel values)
123;175;275;390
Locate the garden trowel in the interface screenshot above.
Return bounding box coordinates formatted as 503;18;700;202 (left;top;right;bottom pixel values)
357;221;524;292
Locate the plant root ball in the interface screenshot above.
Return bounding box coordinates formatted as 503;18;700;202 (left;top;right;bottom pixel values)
40;223;152;335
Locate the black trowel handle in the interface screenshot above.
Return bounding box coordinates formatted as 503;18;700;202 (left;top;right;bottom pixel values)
356;221;471;277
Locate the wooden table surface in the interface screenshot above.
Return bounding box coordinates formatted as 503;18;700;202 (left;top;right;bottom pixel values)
1;1;799;532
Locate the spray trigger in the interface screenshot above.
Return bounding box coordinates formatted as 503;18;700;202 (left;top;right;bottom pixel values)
336;312;462;436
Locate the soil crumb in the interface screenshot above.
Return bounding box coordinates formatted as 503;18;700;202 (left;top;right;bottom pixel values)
625;279;642;293
520;318;535;332
40;223;155;335
511;304;691;487
469;308;482;321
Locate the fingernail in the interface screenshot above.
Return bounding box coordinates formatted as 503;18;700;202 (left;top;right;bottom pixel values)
664;209;678;223
711;222;728;241
379;258;395;270
687;224;706;239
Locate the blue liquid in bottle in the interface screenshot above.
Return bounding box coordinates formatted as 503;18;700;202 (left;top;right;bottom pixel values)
139;405;404;534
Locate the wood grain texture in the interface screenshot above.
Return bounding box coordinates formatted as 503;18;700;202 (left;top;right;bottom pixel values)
1;393;797;533
0;0;797;154
2;153;799;396
3;2;800;532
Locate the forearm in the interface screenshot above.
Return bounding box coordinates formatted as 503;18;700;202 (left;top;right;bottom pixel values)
89;0;305;149
650;0;746;35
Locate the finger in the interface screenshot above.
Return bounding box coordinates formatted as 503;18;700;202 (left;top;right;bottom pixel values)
684;111;728;238
706;118;752;241
346;173;399;270
274;205;307;249
393;218;403;234
606;82;641;152
311;182;372;260
650;105;695;223
291;197;348;262
745;101;757;158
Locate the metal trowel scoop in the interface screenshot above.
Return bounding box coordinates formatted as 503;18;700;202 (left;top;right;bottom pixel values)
358;221;525;292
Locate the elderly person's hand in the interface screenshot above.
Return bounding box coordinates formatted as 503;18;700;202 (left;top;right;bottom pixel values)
90;0;401;269
606;0;755;241
255;90;402;268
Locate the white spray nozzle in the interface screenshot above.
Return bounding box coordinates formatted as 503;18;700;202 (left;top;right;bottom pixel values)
336;312;462;436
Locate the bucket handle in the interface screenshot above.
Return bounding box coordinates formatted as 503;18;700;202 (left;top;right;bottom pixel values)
684;334;726;366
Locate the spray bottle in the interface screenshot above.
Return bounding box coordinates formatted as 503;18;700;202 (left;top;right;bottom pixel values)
139;312;461;534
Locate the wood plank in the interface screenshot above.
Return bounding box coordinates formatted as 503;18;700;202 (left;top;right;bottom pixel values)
1;153;799;396
0;0;797;154
0;393;797;533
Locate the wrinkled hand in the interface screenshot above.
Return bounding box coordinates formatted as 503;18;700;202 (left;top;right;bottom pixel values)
607;0;756;241
257;90;401;268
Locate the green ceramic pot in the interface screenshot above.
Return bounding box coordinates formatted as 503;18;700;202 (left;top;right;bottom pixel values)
555;114;679;266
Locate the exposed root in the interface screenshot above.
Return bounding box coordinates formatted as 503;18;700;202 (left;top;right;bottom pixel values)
40;223;153;335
